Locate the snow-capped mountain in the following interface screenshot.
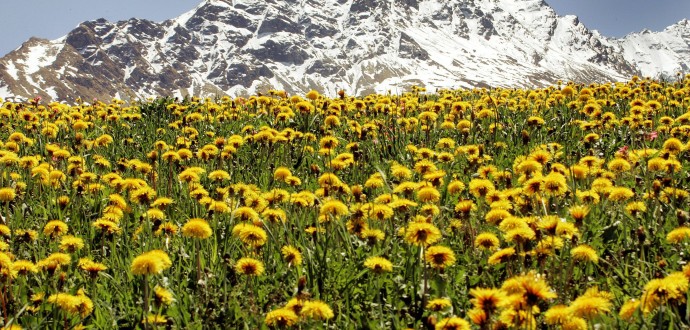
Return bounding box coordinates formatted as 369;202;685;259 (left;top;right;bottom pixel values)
0;0;688;101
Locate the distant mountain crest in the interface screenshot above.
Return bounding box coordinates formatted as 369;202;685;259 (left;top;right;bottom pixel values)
1;0;688;101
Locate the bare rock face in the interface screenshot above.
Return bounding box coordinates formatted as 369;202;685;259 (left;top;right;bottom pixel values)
399;33;430;60
0;0;688;101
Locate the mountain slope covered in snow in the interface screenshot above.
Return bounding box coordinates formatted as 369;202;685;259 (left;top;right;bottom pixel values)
0;0;688;101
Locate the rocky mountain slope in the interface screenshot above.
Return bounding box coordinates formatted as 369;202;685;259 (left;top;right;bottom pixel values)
0;0;688;101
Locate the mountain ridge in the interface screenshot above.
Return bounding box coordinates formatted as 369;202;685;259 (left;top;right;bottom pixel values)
0;0;688;101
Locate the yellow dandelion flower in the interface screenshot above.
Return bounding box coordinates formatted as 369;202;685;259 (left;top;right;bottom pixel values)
12;260;37;275
281;245;302;266
568;291;612;319
130;250;172;275
474;233;500;251
263;208;287;224
417;186;441;203
142;314;168;325
667;226;690;244
154;285;175;306
364;174;385;189
467;308;489;327
284;297;305;315
208;170;230;181
0;224;10;239
469;179;495;198
511;273;558;305
517;159;543;174
233;206;260;222
426;297;452;312
405;222;442;246
390;163;412;180
92;219;121;235
14;229;38;242
300;300;334;320
641;272;689;313
161;151;181;163
488;247;515;265
647;157;667;172
145;208;166;221
504;227;536;244
576;190;600;204
425;245;456;269
662;137;685;154
571;244;598;263
360;228;385;244
274;167;292;181
454;200;476;216
237;224;267;247
625;201;646;216
607;186;634;202
319;199;348;219
435;317;470;330
556;221;579;239
446;180;465;194
542;172;568;196
265;308;299;327
0;187;16;202
363;256;393;274
70;289;94;318
43;220;68;238
544;304;570;325
154;222;178;236
46;293;76;310
522;176;544;196
484;209;512;225
78;258;107;277
59;235;84;253
366;204;394;221
607;158;631;173
619;298;641;320
569;205;590;222
130;187;156;204
182;218;212;239
469;288;507;314
235;257;264;276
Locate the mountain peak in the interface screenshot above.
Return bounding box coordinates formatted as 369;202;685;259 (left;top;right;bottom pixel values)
668;18;690;31
0;0;688;101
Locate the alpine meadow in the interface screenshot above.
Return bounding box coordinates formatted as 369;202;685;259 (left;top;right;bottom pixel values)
1;76;690;329
2;0;690;329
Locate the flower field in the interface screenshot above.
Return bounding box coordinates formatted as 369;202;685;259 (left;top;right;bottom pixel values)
1;76;690;329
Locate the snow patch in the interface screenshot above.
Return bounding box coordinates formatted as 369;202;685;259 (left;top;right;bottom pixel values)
45;87;59;100
20;45;56;74
0;85;11;100
5;62;19;80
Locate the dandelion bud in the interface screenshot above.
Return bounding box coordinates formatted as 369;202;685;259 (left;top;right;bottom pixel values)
658;259;668;269
521;130;530;145
57;196;70;209
636;226;646;243
677;210;689;226
298;276;307;293
425;315;437;327
351;185;363;199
